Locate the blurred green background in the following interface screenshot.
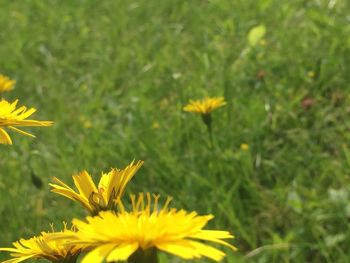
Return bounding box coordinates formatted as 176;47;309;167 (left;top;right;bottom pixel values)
1;0;350;262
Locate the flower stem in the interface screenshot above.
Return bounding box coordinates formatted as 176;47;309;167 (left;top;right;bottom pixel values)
202;113;213;146
128;248;158;263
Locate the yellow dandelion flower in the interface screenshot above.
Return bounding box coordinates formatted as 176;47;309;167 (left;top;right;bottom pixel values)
307;71;316;78
184;97;226;140
0;224;81;263
0;99;53;145
61;193;237;263
151;121;160;129
240;143;249;150
183;97;226;115
83;120;92;128
0;75;15;94
50;160;144;215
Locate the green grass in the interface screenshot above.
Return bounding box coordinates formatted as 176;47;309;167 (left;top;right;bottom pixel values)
1;0;350;262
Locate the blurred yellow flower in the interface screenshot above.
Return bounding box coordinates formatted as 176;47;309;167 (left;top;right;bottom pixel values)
240;143;249;150
83;120;92;128
0;99;53;145
50;160;144;215
151;121;160;129
0;75;15;94
183;97;226;115
59;192;237;263
0;224;81;263
307;71;315;78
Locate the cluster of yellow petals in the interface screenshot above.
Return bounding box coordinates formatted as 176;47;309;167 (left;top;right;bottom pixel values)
50;160;144;215
0;75;15;94
0;99;53;144
183;97;226;115
0;224;81;263
57;193;236;263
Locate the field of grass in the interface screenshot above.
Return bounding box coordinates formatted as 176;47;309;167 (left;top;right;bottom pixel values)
1;0;350;262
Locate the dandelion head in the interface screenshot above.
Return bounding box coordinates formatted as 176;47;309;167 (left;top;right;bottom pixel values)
0;99;53;145
0;75;15;94
183;97;226;115
66;192;237;263
0;223;82;263
50;160;144;215
240;143;249;150
307;71;316;78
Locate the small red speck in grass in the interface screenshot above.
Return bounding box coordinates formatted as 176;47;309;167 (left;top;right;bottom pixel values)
256;70;266;81
301;97;316;110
